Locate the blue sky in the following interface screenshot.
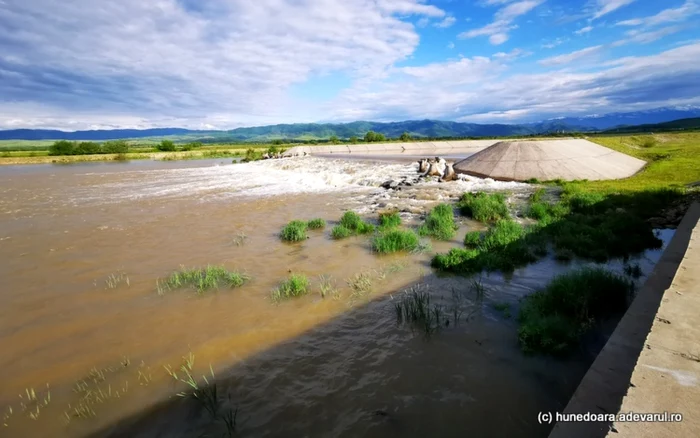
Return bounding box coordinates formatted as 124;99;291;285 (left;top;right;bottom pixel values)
0;0;699;130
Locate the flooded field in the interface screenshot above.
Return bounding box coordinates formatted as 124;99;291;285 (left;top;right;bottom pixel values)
0;157;672;438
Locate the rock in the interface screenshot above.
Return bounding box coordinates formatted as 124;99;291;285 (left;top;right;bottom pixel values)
441;163;457;182
424;162;443;177
418;159;429;173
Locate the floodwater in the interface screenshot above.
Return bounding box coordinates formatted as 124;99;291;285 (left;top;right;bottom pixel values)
0;157;673;438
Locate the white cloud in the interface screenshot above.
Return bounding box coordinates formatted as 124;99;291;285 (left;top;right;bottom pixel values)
615;1;699;27
447;41;455;49
329;43;700;123
0;0;446;129
434;15;456;28
575;25;593;35
459;0;543;45
611;25;685;46
592;0;636;20
541;37;567;49
538;45;604;65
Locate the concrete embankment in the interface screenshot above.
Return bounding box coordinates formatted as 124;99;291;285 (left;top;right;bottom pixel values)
549;202;700;438
282;140;499;157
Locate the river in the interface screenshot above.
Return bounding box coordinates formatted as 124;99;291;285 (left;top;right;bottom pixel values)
0;156;672;437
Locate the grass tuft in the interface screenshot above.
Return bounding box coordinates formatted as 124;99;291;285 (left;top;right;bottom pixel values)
371;229;420;254
160;266;248;295
457;192;510;222
306;218;326;230
280;220;308;242
518;268;634;355
271;273;310;301
394;285;447;338
332;211;375;239
418;204;458;240
378;211;401;229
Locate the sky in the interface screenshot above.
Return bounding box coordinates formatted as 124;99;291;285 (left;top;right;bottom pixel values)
0;0;699;130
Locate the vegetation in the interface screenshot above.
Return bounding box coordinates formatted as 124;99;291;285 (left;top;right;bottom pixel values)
399;132;412;141
457;192;510;222
378;211;401;229
418;204;458;240
158;266;248;295
47;140;129;156
271;273;310;301
157;140;176;152
332;211;375;239
330;225;352;239
280;220;308;242
306;218;326;230
518;268;634;355
432;219;538;274
394;285;446;338
363;131;386;142
371;229;420;254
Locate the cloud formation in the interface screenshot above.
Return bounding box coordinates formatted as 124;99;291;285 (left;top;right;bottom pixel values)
592;0;636;20
616;1;699;27
459;0;543;45
0;0;444;128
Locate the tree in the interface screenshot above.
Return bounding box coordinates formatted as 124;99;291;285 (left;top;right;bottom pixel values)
74;141;101;155
399;132;411;141
157;140;176;152
349;136;358;144
102;140;129;154
48;140;75;156
329;135;340;144
364;131;386;142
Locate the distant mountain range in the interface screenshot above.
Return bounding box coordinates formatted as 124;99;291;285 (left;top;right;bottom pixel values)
1;106;699;142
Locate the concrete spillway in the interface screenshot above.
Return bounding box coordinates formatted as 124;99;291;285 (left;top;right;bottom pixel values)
452;139;647;181
282;140;499;157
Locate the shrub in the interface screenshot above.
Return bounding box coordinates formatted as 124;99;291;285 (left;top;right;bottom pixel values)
378;211;401;229
157;140;176;152
418;204;457;240
307;218;326;230
74;141;101;155
280;220;308;242
271;273;310;301
331;225;352;239
458;192;510;222
364;131;386;142
102;140;129;154
518;268;634;355
49;140;75;156
371;229;420;254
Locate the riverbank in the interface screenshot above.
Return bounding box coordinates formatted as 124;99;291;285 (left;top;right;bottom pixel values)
0;149;246;165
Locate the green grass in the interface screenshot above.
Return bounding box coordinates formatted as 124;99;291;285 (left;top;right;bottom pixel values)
331;225;352;239
493;302;512;319
418;204;458;240
306;218;326;230
371;229;420;254
378;211;401;229
280;220;308;242
432;220;537;274
271;274;310;301
457;192;510;222
585;132;700;192
394;285;447;338
463;231;482;247
518;268;634;355
331;211;375;239
160;266;248;294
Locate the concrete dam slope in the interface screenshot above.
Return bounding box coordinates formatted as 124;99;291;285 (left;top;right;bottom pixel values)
550;203;700;438
452;139;647;181
283;140;499;157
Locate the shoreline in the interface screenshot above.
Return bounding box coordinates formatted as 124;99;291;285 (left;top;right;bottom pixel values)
0;150;244;165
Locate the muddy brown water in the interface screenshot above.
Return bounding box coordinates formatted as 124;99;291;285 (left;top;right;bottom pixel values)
0;158;673;437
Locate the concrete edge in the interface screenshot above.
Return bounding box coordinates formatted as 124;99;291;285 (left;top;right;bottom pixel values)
548;202;700;438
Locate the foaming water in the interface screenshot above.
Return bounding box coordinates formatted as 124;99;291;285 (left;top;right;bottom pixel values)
0;158;671;438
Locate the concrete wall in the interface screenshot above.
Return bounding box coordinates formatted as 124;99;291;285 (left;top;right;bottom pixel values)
282;140;500;157
549;203;700;438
